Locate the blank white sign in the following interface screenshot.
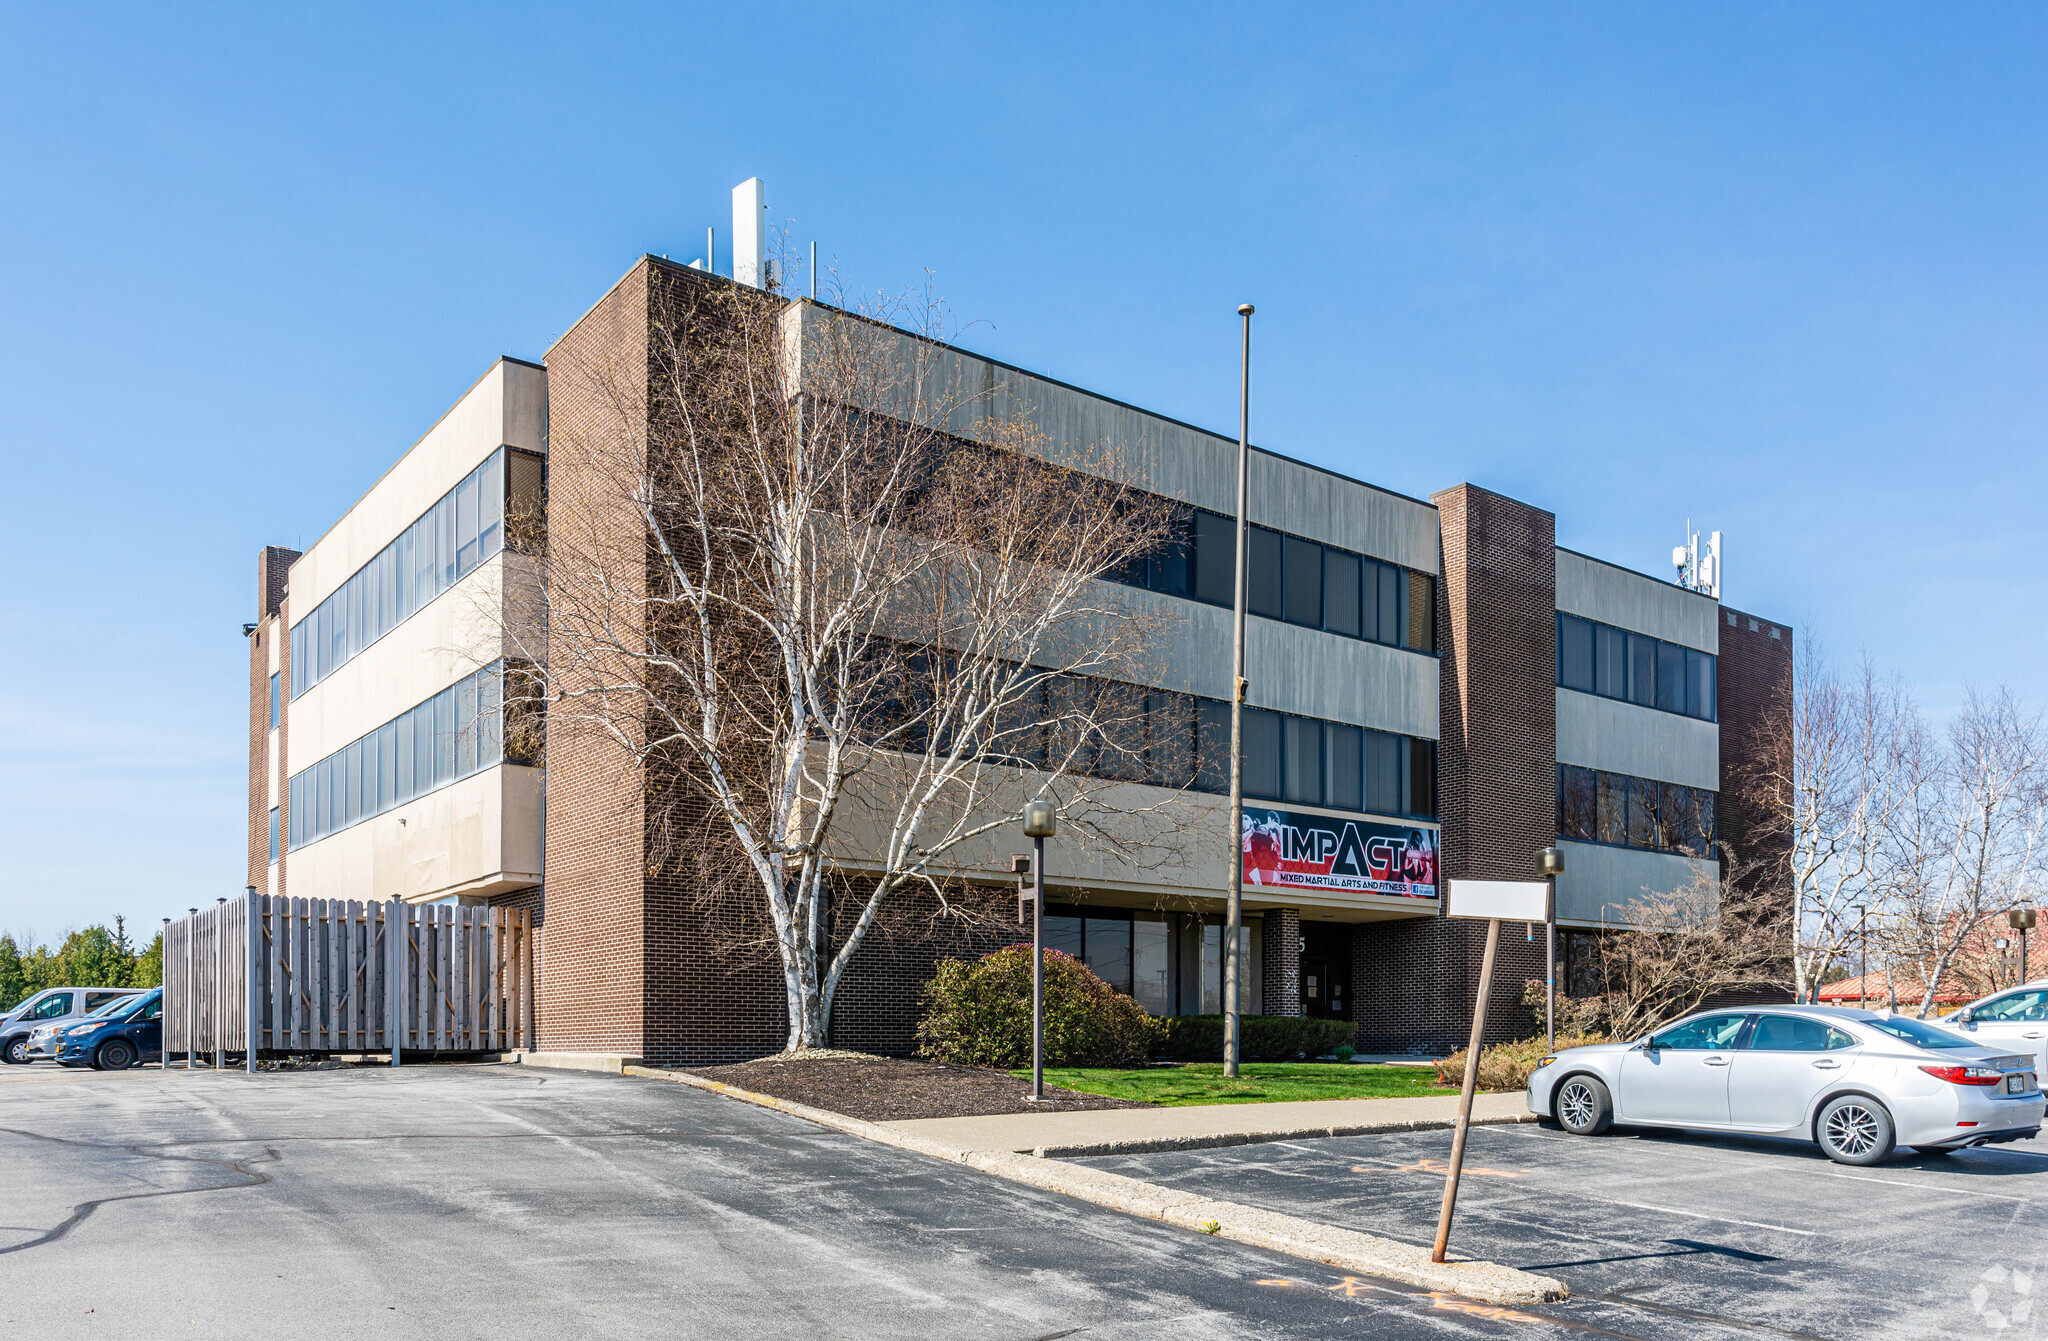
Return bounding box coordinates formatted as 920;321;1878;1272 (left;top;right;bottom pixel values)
1447;879;1549;921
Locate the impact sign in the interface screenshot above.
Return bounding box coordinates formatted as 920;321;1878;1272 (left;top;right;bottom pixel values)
1241;808;1439;899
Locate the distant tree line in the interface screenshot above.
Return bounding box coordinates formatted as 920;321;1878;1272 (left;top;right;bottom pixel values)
0;918;162;1011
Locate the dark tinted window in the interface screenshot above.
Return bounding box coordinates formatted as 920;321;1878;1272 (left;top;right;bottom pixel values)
1243;708;1282;799
1687;648;1716;721
1628;777;1657;847
1628;633;1656;707
1595;624;1626;699
1558;614;1594;692
1656;641;1685;713
1376;562;1403;645
1407;738;1435;818
1282;716;1322;804
1559;766;1597;840
1596;771;1626;844
1364;730;1402;815
1323;550;1361;637
1282;535;1322;627
1191;511;1235;606
1149;507;1193;597
1194;699;1231;792
1326;723;1363;812
1083;917;1132;993
1043;915;1084;960
1247;527;1283;618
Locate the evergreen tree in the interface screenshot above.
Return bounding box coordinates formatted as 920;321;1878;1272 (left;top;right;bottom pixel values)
53;926;134;988
0;935;26;1012
133;932;164;989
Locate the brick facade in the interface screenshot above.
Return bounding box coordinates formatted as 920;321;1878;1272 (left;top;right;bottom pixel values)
1351;486;1556;1053
1262;908;1303;1017
244;257;1801;1064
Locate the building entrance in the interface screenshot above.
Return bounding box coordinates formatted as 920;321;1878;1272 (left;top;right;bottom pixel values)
1300;924;1351;1020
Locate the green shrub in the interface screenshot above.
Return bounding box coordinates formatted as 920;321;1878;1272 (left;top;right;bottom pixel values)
1156;1014;1360;1062
1433;1033;1610;1092
916;946;1166;1069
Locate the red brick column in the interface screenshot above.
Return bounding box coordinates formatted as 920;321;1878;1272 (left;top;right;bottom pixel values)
1263;908;1302;1016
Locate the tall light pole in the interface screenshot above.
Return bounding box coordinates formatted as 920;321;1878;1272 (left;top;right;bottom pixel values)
2011;908;2036;984
1022;798;1057;1101
1224;302;1254;1080
1538;847;1564;1052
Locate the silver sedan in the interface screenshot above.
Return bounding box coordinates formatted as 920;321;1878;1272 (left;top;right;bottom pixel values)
1526;1005;2045;1165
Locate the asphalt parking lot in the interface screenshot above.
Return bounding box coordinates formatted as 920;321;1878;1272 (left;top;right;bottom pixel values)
10;1061;2040;1340
1079;1119;2048;1339
0;1063;1619;1341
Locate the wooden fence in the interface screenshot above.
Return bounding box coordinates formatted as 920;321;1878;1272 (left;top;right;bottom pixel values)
163;894;532;1068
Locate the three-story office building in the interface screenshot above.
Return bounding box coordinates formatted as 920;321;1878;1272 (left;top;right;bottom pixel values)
247;254;1791;1062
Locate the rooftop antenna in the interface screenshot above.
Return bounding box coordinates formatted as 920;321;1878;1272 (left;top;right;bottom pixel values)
810;240;817;301
1671;521;1723;599
732;177;767;288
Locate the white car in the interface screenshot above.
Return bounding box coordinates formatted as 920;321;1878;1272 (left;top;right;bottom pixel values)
1941;980;2048;1077
1527;1005;2044;1165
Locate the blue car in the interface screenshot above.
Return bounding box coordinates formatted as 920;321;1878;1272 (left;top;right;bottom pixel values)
54;988;163;1070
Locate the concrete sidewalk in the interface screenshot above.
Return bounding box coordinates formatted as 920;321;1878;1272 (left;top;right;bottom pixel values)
883;1090;1536;1155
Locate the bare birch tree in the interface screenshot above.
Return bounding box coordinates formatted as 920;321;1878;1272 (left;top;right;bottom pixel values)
1879;686;2048;1018
1748;637;1917;1000
518;269;1180;1051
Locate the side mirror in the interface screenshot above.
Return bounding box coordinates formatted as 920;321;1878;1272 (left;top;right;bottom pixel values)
1959;1009;1976;1025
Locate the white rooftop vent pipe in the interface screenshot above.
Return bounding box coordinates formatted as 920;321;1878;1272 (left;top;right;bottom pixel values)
732;177;768;288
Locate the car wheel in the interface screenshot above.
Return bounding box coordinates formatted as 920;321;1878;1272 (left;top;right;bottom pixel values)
95;1039;139;1072
1817;1095;1895;1165
0;1036;27;1065
1555;1074;1614;1136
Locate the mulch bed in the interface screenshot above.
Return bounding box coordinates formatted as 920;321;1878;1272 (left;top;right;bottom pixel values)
679;1055;1150;1122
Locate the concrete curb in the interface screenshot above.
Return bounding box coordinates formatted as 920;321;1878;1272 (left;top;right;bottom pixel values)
513;1052;643;1074
1027;1110;1540;1158
623;1065;1567;1308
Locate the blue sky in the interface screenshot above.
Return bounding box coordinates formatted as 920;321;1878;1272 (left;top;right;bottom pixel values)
4;5;2045;937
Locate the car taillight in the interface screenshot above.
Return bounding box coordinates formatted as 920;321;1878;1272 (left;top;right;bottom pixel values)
1920;1065;2004;1087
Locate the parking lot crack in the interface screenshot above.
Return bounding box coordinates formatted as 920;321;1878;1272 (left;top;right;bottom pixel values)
0;1126;279;1256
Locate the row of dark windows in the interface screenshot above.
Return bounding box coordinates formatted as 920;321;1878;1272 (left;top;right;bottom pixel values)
1556;763;1717;855
1107;507;1436;654
1557;612;1717;722
872;657;1437;821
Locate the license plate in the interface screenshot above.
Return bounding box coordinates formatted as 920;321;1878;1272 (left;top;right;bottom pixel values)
2009;1073;2036;1094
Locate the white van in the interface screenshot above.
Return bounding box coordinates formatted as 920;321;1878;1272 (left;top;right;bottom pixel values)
1;987;147;1064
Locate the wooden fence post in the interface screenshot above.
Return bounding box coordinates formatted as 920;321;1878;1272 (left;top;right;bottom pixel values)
388;898;404;1068
245;889;261;1073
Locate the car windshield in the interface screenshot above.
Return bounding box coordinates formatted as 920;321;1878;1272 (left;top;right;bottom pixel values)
1862;1016;1977;1050
86;994;136;1019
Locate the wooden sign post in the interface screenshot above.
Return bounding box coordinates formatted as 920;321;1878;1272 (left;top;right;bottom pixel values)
1433;879;1550;1265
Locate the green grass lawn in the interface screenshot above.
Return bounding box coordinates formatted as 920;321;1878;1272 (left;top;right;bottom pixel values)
1018;1062;1466;1106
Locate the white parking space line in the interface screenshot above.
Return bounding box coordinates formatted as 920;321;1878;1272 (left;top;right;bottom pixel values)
1583;1198;1819;1237
1811;1170;2029;1202
1493;1123;2048;1204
